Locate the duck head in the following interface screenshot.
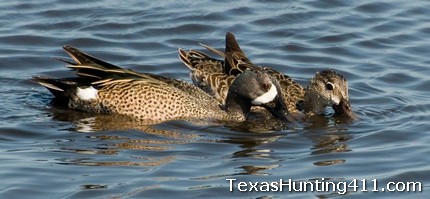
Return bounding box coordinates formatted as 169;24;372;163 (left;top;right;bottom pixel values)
226;69;294;122
304;69;358;120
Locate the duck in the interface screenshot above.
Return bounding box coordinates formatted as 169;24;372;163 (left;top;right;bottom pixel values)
33;46;293;124
179;32;358;120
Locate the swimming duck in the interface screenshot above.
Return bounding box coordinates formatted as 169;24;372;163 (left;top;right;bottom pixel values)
33;46;293;124
179;32;358;120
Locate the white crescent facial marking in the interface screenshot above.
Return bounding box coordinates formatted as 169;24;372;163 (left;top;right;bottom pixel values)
251;83;278;105
76;86;98;101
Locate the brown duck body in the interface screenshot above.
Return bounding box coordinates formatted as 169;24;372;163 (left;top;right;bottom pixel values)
179;32;358;120
34;46;292;123
179;50;306;113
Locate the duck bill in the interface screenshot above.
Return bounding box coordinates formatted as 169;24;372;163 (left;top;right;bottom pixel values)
262;96;295;122
332;98;359;121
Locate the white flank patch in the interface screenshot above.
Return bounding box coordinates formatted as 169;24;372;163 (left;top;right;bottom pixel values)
76;86;98;101
251;83;278;105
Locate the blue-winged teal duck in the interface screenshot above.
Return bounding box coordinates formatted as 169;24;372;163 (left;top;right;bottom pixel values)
179;32;358;120
33;46;293;124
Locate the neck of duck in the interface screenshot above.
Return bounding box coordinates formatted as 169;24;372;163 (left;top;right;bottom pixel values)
224;92;251;121
303;89;327;115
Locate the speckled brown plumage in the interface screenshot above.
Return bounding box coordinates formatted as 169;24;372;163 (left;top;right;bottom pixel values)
34;45;292;123
179;32;305;113
179;32;357;120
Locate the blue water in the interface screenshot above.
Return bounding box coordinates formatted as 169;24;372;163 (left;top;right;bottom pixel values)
0;0;429;198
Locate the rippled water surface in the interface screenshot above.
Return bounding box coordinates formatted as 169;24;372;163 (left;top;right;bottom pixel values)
1;1;429;198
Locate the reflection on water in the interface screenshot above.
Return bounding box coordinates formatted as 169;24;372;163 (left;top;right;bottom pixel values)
48;101;352;174
49;107;199;167
308;130;351;167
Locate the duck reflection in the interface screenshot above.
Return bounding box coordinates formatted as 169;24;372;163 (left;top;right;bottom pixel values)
59;156;176;167
48;106;200;167
224;135;283;158
47;103;353;171
218;115;353;175
224;114;291;133
304;115;352;167
239;165;281;176
49;106;198;138
218;129;285;175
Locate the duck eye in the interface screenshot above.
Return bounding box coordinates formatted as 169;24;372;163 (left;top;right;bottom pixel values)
325;82;334;91
261;83;270;91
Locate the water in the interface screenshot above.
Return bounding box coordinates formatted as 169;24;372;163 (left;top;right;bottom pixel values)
1;0;429;198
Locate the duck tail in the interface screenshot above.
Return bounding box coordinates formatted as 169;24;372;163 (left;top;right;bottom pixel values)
198;43;225;58
57;45;147;81
32;76;86;105
178;48;222;71
178;48;192;70
178;48;200;71
62;45;121;70
223;32;256;75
